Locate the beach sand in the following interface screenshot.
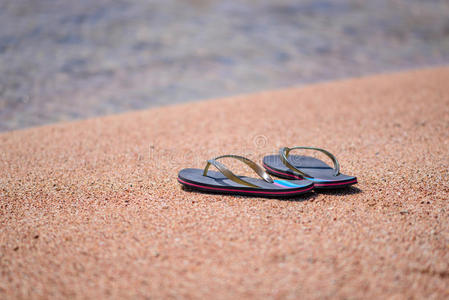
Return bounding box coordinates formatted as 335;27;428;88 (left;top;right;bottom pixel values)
1;67;448;299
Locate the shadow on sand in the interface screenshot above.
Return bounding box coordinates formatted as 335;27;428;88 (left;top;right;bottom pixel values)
315;186;362;196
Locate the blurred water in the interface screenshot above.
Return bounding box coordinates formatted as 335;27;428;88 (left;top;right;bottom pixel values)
1;0;449;131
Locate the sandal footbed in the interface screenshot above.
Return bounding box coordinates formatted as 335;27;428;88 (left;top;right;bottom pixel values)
262;155;357;189
178;168;313;197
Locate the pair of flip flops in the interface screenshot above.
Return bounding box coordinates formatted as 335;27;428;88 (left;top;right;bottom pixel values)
178;146;357;198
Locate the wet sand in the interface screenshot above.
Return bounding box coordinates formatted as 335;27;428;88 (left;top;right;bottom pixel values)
1;67;449;298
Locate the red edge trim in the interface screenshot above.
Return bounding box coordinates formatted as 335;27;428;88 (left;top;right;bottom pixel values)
314;179;358;187
177;178;313;195
263;163;357;187
263;164;303;179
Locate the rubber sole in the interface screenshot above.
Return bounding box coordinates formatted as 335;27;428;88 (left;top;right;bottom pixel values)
178;177;314;198
263;163;357;189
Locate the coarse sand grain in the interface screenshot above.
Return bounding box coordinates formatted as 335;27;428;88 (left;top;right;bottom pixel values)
1;67;449;299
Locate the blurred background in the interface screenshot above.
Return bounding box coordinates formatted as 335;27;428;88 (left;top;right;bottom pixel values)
1;0;448;132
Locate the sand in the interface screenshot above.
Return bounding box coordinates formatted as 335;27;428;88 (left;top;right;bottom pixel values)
1;67;448;299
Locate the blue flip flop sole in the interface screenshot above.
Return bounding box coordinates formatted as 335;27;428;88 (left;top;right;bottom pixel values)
178;168;314;198
262;155;357;189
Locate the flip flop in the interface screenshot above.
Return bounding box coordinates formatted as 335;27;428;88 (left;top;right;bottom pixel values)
263;147;357;189
178;155;313;198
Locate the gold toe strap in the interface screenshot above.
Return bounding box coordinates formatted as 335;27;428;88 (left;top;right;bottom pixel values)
280;146;340;178
203;155;274;188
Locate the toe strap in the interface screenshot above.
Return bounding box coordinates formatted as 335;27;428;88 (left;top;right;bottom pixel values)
279;146;340;178
203;155;274;188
